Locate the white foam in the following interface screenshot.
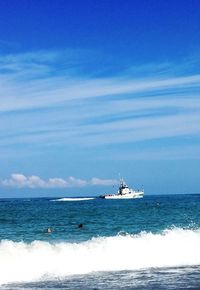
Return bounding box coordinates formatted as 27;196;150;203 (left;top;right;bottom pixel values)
1;228;200;285
52;197;96;201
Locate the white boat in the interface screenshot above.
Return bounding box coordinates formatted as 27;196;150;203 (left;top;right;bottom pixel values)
100;178;144;199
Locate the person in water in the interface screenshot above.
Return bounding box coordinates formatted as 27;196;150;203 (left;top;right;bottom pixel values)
47;227;52;233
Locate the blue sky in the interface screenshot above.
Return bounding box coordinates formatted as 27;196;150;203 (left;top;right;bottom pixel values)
0;0;200;197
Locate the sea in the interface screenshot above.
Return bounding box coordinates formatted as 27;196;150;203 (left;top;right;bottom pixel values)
0;194;200;289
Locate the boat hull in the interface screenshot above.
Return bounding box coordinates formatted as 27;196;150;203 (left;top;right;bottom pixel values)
101;191;144;199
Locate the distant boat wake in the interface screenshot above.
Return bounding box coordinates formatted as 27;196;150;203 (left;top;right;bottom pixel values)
51;197;96;202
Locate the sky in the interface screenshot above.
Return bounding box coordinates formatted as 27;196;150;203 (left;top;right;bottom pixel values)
0;0;200;197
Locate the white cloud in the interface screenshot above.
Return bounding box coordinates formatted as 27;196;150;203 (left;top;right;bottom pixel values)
0;73;200;113
0;49;200;114
1;173;117;188
0;50;200;160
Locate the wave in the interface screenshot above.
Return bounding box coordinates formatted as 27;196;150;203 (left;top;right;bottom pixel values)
1;228;200;285
51;197;96;202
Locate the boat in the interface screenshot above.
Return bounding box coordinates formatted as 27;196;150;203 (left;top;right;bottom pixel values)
100;178;144;199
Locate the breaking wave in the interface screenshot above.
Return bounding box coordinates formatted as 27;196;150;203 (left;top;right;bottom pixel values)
1;228;200;285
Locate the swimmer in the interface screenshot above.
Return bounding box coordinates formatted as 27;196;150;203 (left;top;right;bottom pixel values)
47;227;52;233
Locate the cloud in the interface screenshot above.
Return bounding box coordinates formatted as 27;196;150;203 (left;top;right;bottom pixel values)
0;49;200;114
1;174;117;188
1;73;200;113
0;49;200;160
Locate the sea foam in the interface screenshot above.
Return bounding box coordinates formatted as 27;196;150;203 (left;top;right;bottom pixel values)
52;197;96;201
1;228;200;285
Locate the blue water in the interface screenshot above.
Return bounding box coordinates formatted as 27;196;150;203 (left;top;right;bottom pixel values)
0;194;200;289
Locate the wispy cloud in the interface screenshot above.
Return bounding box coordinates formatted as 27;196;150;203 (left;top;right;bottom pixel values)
0;49;200;159
1;173;118;188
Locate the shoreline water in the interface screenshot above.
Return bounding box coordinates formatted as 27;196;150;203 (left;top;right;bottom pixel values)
0;195;200;288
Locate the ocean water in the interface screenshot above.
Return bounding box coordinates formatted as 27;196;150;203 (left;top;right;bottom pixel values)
0;194;200;289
